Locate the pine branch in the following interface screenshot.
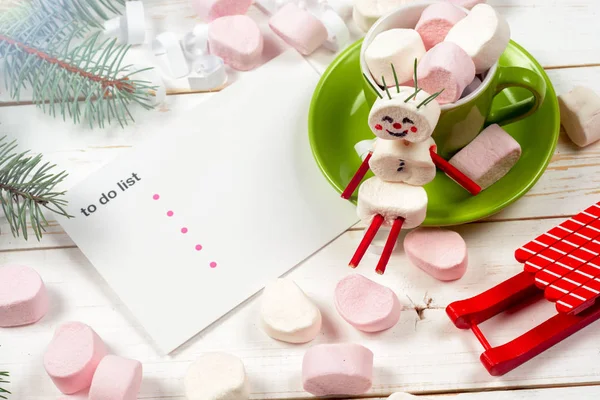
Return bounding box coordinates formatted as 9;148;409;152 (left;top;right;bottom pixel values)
0;0;155;127
0;29;157;128
0;0;125;41
0;137;72;240
0;371;9;400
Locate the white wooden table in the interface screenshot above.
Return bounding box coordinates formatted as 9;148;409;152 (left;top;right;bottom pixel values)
2;0;600;398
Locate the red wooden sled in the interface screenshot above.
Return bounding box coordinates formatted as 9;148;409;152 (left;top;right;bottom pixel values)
447;201;600;376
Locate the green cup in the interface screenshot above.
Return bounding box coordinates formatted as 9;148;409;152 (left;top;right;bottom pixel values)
360;1;547;158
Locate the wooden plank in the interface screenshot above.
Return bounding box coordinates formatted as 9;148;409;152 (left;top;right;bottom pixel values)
4;219;600;399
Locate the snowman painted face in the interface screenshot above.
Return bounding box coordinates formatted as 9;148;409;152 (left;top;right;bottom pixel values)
373;114;418;138
368;87;441;143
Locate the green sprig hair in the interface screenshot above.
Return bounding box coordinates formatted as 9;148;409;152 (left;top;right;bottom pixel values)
382;59;445;108
0;371;9;399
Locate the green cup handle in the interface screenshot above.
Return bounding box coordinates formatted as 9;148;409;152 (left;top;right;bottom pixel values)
485;66;547;126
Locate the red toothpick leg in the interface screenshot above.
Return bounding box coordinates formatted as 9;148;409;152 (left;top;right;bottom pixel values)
375;217;404;275
349;214;384;268
429;148;481;196
341;152;372;200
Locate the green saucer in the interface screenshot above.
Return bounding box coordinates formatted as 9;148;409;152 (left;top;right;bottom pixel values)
308;40;560;226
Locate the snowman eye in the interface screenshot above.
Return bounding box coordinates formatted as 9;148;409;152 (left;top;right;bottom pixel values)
382;116;393;123
403;117;414;124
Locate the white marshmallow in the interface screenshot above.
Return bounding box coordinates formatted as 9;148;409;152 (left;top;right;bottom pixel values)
444;4;510;73
370;138;436;185
365;29;426;87
357;177;428;228
559;86;600;147
260;278;322;343
184;353;250;400
446;0;486;10
355;139;376;160
368;87;441;143
316;7;351;52
352;0;407;32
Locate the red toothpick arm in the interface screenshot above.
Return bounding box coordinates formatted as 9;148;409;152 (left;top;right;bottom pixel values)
375;217;404;275
429;148;481;196
341;152;372;200
349;214;384;268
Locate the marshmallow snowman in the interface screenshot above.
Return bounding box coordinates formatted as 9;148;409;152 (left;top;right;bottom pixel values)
347;65;480;274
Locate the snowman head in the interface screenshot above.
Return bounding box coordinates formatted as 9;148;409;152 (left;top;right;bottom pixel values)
368;87;441;142
365;62;443;143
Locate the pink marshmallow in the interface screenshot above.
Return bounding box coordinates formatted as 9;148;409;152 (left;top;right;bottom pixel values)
334;274;401;332
417;41;476;104
445;0;486;10
208;15;264;71
43;322;108;394
190;0;252;21
89;355;143;400
0;265;48;327
416;3;466;50
269;3;328;55
405;228;468;281
449;124;521;189
302;343;373;396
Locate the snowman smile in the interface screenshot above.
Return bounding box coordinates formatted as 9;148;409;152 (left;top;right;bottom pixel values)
386;129;408;137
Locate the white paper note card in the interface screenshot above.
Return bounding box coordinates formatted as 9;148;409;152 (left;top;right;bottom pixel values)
56;50;358;353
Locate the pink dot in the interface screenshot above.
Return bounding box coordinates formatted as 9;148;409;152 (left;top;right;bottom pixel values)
167;211;174;217
153;194;160;200
181;227;188;234
195;244;203;251
210;262;217;268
